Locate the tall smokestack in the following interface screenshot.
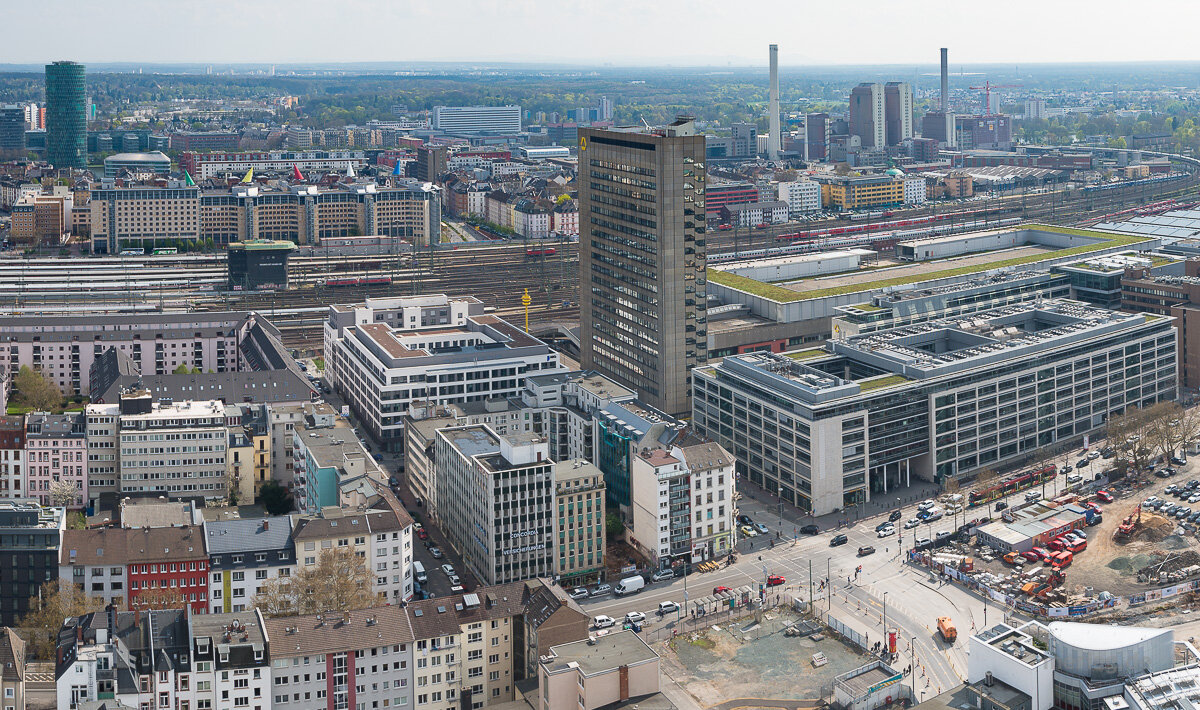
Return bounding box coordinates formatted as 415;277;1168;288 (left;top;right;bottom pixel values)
940;47;949;112
769;44;780;162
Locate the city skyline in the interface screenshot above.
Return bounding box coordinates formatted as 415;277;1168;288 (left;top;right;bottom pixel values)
4;0;1200;66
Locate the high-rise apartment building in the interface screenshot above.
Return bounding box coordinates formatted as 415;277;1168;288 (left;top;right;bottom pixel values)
578;119;707;416
415;144;447;182
884;82;914;145
850;82;912;148
431;105;522;134
45;61;86;169
849;83;885;148
730;122;756;158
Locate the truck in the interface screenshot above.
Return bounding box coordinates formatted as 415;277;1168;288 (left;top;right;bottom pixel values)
1050;551;1073;570
413;561;427;584
614;575;646;596
937;617;957;643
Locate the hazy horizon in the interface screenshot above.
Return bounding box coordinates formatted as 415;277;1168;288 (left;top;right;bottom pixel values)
7;0;1200;67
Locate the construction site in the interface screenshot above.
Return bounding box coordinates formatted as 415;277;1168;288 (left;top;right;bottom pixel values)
911;458;1200;618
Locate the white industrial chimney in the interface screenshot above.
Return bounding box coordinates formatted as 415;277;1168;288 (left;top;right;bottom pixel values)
769;44;780;162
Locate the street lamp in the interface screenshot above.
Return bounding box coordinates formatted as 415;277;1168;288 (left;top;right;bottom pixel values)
827;556;832;611
778;486;784;532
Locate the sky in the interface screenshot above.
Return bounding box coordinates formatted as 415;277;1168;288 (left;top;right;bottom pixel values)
7;0;1200;67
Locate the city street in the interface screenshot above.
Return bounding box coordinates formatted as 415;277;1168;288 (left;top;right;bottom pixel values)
575;499;997;697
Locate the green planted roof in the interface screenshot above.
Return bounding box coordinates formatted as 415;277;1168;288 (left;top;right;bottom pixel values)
707;223;1151;303
856;374;911;391
784;348;829;361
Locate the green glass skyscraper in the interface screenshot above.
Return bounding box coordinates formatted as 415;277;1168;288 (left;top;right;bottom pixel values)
45;61;86;169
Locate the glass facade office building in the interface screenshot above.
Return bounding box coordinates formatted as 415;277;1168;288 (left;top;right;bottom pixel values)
45;61;86;169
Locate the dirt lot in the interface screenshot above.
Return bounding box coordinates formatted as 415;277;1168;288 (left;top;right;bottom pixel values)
968;461;1200;599
658;610;872;706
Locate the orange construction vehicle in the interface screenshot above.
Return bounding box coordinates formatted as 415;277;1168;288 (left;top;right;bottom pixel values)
937;617;957;643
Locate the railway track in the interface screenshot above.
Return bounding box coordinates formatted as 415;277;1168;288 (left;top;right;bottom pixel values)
0;151;1195;351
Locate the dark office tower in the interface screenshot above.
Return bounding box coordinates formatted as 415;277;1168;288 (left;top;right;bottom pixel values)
805;113;829;161
415;145;447;183
578;119;707;416
0;105;25;152
45;61;86;169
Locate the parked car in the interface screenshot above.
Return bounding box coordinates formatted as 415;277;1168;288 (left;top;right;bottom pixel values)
429;546;444;559
1021;550;1041;562
935;530;953;542
766;574;786;586
712;586;731;595
918;500;936;511
1076;458;1090;468
625;611;647;624
800;524;820;535
740;525;758;537
1087;451;1101;460
590;583;612;597
830;534;849;547
1060;465;1073;475
1172;456;1187;466
569;587;589;600
592;615;616;629
657;601;680;615
651;569;674;582
441;564;456;576
1095;490;1114;503
914;537;932;549
417;528;429;540
1066;474;1083;484
737;514;753;525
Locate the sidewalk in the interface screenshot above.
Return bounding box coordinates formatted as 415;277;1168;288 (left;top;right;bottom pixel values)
735;479;943;540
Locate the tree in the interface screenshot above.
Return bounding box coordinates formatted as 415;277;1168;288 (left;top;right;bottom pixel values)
258;480;294;515
49;480;80;508
605;513;623;539
172;364;191;374
18;580;105;659
12;366;62;412
132;586;189;611
253;548;379;617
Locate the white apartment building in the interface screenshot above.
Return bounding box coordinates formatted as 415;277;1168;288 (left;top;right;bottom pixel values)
324;295;561;451
434;427;555;586
904;176;927;205
630;440;736;567
292;501;415;604
432;105;521;134
776;180;821;217
724;200;789;227
86;391;229;507
205;516;295;614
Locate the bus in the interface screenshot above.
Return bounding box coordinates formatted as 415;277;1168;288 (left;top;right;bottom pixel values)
119;248;145;256
152;247;178;255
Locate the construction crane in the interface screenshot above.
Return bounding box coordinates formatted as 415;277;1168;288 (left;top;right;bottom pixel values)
968;81;1022;114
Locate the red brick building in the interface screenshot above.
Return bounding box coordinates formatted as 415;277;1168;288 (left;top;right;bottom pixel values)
126;525;210;614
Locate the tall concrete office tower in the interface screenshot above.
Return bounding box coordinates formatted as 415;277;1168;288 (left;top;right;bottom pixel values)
578;119;707;416
940;47;949;112
768;44;781;162
45;61;86;169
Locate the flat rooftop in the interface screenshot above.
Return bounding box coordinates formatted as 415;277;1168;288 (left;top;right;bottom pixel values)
780;245;1054;291
975;624;1051;667
836;664;900;698
542;630;658;677
832;298;1150;379
708;224;1153;303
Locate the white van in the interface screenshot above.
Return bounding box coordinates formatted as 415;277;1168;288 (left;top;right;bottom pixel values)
413;561;427;584
614;575;646;596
